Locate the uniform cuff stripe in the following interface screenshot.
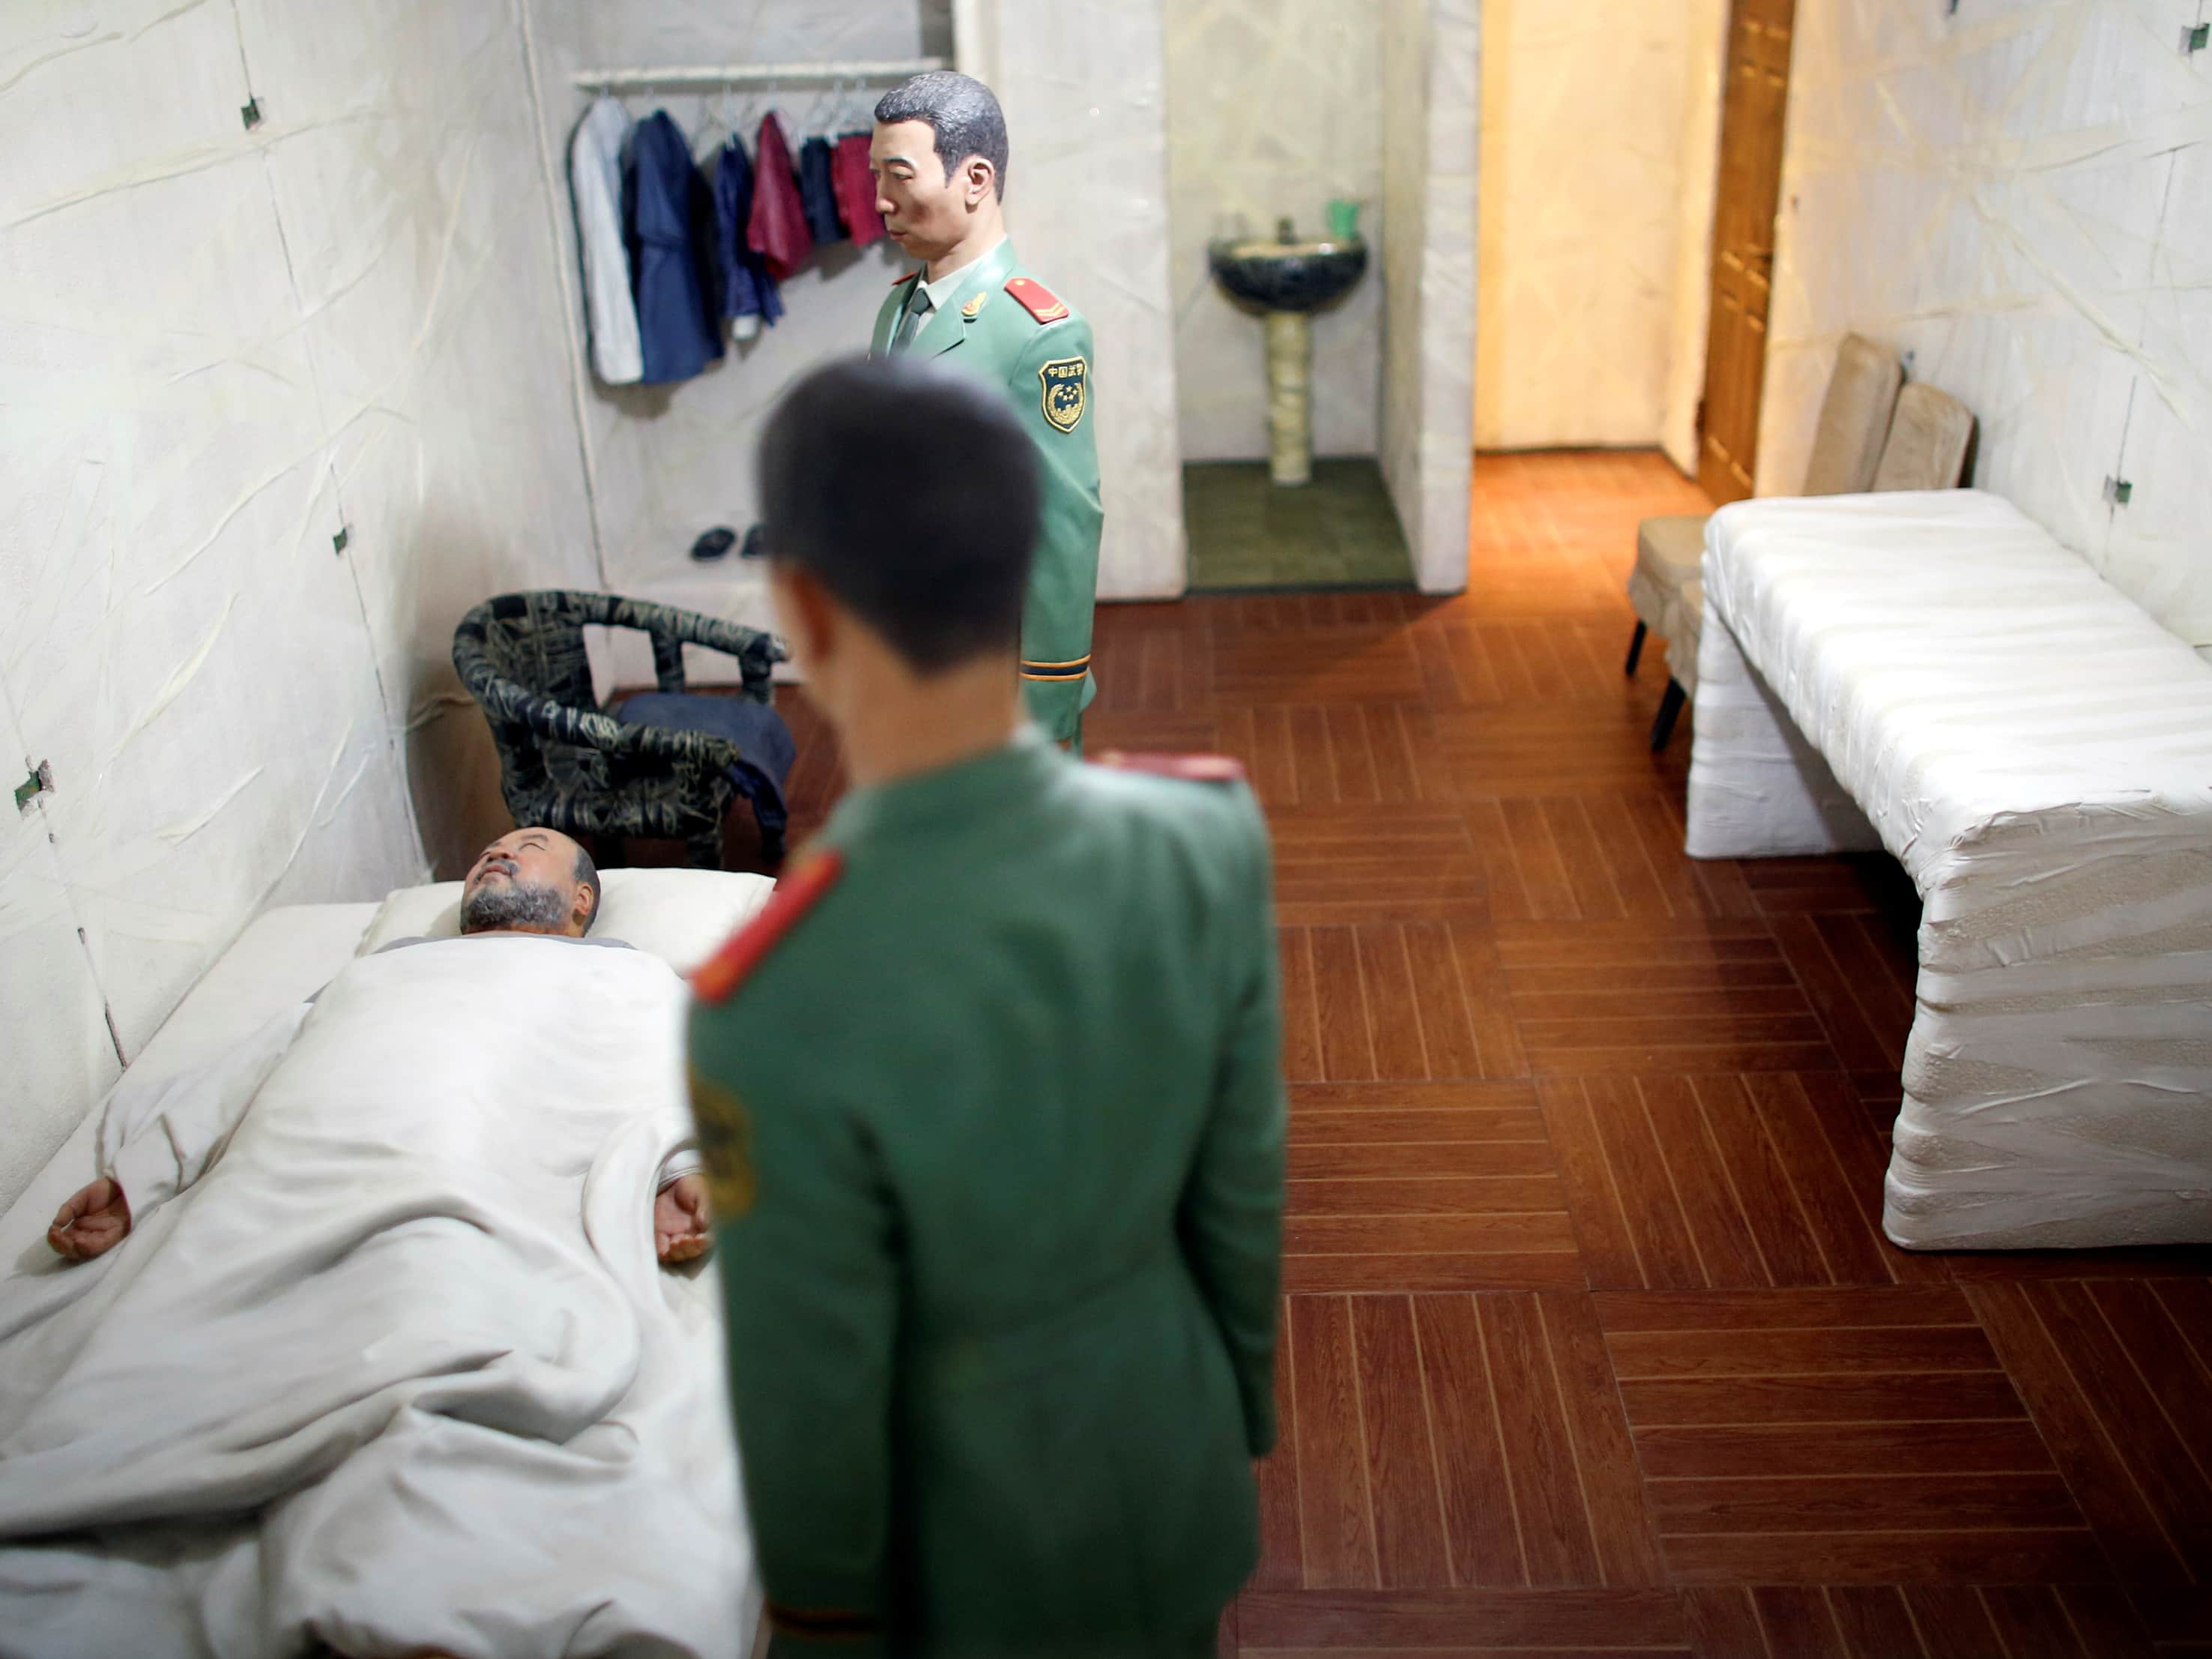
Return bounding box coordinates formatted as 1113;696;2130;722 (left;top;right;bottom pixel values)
1020;656;1090;681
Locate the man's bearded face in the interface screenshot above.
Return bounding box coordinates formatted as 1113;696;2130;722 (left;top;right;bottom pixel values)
459;830;590;935
459;874;572;934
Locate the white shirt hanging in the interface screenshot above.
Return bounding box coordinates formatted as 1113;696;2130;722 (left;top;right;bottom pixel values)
571;95;644;385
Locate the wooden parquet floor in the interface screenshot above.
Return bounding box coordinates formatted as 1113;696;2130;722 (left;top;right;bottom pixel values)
775;450;2212;1656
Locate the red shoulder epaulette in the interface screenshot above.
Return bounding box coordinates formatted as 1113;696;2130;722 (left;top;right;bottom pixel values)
691;850;845;1005
1004;276;1071;324
1093;751;1247;784
892;271;919;287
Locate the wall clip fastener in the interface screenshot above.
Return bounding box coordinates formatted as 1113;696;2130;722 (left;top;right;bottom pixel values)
16;760;54;814
241;96;263;130
2185;22;2210;53
333;526;349;554
2105;476;2133;507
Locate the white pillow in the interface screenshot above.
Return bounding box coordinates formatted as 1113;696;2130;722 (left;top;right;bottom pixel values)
360;866;777;973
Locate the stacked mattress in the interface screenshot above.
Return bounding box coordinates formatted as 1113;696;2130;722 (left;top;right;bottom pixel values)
1685;489;2212;1248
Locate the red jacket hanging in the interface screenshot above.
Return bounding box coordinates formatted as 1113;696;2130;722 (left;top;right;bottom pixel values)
747;112;812;280
832;133;886;248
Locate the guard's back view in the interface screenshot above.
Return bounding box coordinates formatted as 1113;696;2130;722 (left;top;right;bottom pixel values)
687;354;1286;1657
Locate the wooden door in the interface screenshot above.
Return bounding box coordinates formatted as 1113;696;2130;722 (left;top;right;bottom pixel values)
1697;0;1796;505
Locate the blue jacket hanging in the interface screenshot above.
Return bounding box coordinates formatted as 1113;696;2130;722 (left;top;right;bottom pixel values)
797;136;846;245
625;110;722;384
711;134;783;332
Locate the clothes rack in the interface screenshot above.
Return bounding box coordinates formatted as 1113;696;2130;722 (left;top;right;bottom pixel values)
570;57;949;93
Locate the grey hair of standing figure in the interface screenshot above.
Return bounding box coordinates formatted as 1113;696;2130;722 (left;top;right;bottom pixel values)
874;70;1010;198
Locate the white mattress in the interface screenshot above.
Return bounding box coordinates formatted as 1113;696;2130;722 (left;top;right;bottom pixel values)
1685;490;2212;1248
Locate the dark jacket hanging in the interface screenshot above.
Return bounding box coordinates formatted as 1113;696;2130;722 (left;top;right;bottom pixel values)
712;135;783;329
626;110;723;384
747;112;812;281
797;136;846;246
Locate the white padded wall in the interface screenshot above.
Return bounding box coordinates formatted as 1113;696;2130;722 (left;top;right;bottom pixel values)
1759;0;2211;647
1380;0;1480;595
0;0;599;1197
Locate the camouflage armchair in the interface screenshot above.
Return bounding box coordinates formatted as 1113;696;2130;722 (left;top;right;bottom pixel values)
453;591;789;869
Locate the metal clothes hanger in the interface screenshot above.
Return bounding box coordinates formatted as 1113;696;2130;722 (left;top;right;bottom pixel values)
841;75;869;137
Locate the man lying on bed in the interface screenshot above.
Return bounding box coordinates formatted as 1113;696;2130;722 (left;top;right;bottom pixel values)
0;827;746;1659
47;827;713;1270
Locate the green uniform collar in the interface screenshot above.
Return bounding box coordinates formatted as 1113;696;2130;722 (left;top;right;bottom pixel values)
823;725;1060;844
905;240;1021;355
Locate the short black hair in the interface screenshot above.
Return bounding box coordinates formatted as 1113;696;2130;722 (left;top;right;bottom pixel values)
874;70;1009;199
758;355;1040;674
574;841;601;934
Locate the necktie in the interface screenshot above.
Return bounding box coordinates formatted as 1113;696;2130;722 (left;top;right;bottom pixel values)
894;285;933;351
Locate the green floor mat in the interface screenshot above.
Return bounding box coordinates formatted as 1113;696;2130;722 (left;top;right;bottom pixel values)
1183;457;1416;591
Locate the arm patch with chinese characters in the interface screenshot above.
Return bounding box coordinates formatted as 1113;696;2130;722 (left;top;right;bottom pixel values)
1038;356;1088;434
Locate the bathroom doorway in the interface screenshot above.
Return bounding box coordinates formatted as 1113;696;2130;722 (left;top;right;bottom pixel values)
1159;1;1416;594
1471;0;1732;483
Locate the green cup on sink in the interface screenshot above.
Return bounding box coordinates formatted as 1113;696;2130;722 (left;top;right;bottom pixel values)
1326;199;1360;240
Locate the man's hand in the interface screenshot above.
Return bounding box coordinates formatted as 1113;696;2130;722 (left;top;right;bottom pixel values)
49;1178;130;1263
656;1173;711;1265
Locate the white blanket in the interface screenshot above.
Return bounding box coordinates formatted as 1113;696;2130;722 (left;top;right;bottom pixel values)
0;936;754;1658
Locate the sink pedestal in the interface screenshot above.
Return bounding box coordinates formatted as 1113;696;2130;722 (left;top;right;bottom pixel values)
1208;232;1365;489
1266;312;1314;486
1212;236;1362;491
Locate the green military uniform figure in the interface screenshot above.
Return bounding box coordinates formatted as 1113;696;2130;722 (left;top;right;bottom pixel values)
692;742;1282;1655
872;244;1103;749
687;353;1283;1656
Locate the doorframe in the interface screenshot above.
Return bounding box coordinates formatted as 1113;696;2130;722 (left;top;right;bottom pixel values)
1690;0;1800;505
1660;0;1736;481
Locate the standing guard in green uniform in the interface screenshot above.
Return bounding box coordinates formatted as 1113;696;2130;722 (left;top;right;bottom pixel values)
866;70;1103;750
688;355;1284;1657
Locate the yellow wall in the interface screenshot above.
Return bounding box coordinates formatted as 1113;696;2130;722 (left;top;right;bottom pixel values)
1475;0;1726;453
